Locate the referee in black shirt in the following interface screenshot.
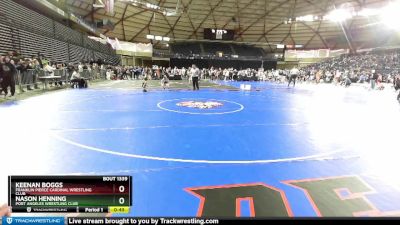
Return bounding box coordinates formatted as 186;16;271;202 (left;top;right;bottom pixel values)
191;64;200;90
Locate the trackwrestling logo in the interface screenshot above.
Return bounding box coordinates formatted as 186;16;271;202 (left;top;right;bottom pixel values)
2;217;64;225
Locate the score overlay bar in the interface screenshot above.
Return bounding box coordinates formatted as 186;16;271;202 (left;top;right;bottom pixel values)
8;176;132;213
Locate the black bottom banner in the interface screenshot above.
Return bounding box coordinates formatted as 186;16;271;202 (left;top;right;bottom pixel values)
66;217;400;225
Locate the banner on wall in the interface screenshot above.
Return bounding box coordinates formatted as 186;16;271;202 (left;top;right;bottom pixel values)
92;37;152;56
285;49;349;59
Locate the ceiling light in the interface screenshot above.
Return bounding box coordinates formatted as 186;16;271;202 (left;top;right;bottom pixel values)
277;44;285;49
296;15;314;22
325;9;353;22
380;2;400;30
357;8;378;17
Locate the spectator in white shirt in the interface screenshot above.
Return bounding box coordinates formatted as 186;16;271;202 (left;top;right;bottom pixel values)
70;69;86;88
43;63;55;76
44;62;62;87
78;62;83;73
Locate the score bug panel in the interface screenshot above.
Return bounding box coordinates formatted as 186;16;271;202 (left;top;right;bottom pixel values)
8;176;132;213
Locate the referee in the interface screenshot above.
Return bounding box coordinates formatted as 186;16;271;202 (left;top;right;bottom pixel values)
288;66;299;87
191;64;200;90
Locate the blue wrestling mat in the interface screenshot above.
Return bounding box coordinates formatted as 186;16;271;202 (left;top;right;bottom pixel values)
1;82;400;217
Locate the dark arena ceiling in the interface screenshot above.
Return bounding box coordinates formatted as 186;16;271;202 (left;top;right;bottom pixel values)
63;0;395;51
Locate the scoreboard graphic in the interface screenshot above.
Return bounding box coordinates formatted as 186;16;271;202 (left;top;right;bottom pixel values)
8;176;132;213
204;28;235;40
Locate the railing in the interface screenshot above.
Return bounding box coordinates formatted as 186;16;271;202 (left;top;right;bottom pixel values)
13;68;108;93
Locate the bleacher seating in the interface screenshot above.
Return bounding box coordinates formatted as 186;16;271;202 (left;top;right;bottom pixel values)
233;45;264;57
0;0;54;37
0;17;15;55
170;41;265;59
84;38;99;52
94;51;120;65
19;30;70;63
55;22;83;46
202;43;233;55
0;0;120;65
171;43;202;56
69;44;93;63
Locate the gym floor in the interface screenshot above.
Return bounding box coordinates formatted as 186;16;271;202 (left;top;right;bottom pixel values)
1;80;400;217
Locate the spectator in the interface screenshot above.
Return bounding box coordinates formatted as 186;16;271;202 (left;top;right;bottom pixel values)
0;204;11;217
142;76;148;92
288;66;299;87
78;62;84;74
70;69;82;88
190;64;200;91
161;74;170;90
0;55;17;98
395;74;400;101
371;70;378;90
0;55;4;95
29;59;40;90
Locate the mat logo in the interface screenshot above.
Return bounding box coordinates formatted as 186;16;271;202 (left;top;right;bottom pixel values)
176;101;223;109
185;176;400;217
6;218;12;224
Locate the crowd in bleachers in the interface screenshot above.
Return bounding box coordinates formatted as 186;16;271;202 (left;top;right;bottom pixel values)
92;61;400;92
108;66;264;82
302;50;400;85
2;48;400;101
125;52;400;100
117;63;398;89
299;50;400;101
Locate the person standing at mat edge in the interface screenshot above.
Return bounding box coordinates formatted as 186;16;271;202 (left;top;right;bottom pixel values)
0;55;17;98
395;74;400;102
191;64;200;90
288;66;299;87
142;76;148;92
